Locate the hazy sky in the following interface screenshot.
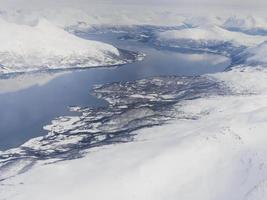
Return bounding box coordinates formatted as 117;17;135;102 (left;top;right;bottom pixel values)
101;0;267;6
1;0;267;6
1;0;267;12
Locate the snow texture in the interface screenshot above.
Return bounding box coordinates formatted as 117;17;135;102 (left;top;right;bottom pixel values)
0;18;127;74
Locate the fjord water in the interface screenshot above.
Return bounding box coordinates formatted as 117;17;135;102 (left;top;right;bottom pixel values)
0;31;230;151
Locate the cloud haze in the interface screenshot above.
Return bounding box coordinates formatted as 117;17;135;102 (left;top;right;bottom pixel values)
1;0;267;27
1;0;267;8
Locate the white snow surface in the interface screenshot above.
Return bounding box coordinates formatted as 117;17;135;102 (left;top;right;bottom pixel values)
245;42;267;64
0;18;122;74
157;25;267;47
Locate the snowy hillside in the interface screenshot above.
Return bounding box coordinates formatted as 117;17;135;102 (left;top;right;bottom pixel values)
223;15;267;35
157;25;267;48
0;18;128;74
244;42;267;65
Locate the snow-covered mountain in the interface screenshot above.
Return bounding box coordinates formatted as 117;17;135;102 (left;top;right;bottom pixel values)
244;41;267;65
223;15;267;35
0;7;187;27
157;25;267;48
0;18;129;74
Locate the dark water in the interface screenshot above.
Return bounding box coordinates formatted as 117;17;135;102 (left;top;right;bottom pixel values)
0;31;230;151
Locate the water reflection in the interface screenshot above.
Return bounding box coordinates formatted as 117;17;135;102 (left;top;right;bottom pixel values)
0;72;68;94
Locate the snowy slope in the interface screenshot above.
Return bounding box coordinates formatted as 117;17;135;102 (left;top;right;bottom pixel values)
244;42;267;65
0;18;125;74
183;15;225;27
223;15;267;34
157;25;267;47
